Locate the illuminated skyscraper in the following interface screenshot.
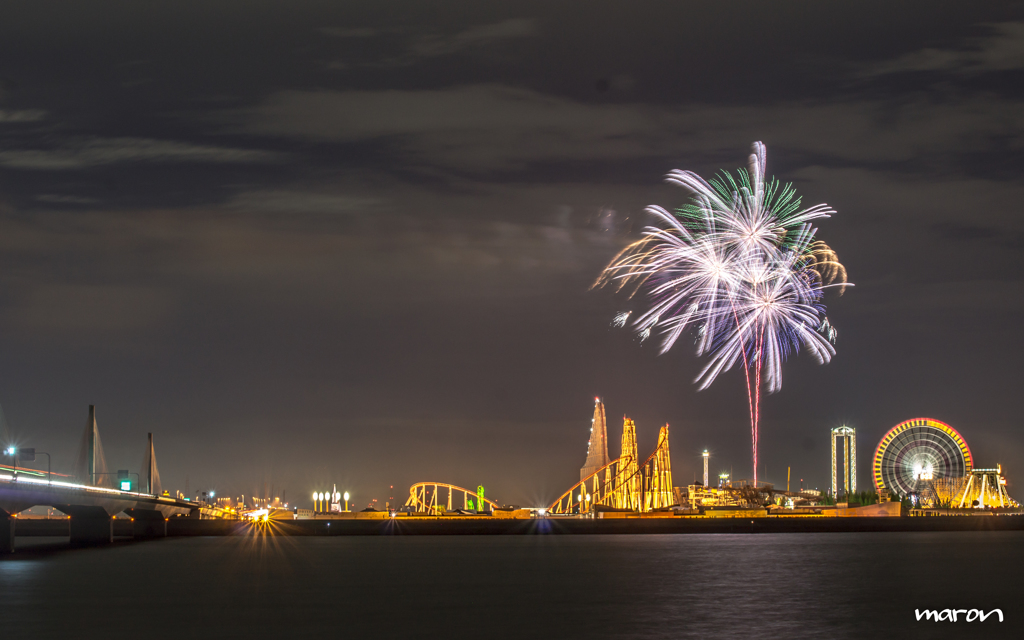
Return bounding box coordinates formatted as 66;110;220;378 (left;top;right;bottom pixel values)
831;426;856;496
703;450;709;487
580;398;610;482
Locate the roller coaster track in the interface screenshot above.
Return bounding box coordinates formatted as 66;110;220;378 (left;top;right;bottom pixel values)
547;456;633;514
405;482;501;514
404;423;674;517
548;424;674;514
641;426;674;511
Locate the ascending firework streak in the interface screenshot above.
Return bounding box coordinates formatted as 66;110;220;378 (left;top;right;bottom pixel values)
594;142;849;486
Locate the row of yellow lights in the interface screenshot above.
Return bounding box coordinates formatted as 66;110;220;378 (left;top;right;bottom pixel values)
313;490;348;503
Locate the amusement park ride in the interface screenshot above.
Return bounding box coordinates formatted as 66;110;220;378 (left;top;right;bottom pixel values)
873;417;1019;509
406;398;674;516
404;404;1019;517
546;411;674;514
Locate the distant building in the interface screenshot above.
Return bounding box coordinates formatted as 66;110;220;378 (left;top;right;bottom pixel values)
684;484;744;508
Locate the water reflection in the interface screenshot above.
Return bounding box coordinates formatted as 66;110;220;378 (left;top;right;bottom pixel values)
1;532;1021;639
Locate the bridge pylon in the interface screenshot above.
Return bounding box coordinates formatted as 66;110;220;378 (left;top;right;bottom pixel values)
142;432;161;496
75;405;111;488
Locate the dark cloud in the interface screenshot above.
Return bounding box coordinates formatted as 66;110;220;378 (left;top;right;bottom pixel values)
0;137;280;170
0;109;46;122
867;22;1024;75
33;194;99;205
409;18;538;57
235;85;665;170
233;86;1024;176
319;18;538;70
223;190;382;215
318;27;380;39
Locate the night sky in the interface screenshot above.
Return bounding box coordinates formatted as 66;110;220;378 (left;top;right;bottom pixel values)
1;2;1022;508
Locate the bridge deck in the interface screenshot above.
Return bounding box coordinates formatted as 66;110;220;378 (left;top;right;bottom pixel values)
0;471;196;517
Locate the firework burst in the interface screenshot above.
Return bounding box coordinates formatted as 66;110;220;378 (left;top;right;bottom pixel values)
594;142;849;485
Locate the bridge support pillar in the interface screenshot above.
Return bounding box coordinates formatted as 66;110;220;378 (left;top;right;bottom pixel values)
132;515;167;538
69;515;113;545
0;513;13;553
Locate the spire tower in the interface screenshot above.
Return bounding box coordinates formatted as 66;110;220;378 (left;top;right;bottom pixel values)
580;398;610;482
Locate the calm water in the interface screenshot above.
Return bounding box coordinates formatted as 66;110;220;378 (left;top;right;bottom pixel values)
2;532;1021;639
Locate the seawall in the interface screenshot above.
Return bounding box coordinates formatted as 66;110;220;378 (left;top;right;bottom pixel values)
11;515;1024;537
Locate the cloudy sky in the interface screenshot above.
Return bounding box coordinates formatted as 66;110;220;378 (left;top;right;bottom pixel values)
1;2;1022;507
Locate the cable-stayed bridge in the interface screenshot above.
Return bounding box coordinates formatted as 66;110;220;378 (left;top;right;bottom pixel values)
0;405;217;552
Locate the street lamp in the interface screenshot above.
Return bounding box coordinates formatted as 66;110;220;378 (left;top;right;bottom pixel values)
4;446;17;480
19;449;52;486
343;491;349;512
313;491;337;514
3;447;52;487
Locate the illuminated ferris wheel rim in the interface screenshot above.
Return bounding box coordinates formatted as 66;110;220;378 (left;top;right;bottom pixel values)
872;417;973;493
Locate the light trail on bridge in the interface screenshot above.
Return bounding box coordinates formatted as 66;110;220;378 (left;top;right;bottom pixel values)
0;472;156;498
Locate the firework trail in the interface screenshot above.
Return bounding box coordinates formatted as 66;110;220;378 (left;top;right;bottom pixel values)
594;142;849;486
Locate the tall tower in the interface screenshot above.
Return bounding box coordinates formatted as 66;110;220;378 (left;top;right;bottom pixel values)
580;398;610;482
831;426;856;497
702;450;709;487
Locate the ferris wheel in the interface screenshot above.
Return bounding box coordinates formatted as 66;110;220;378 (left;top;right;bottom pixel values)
873;418;973;496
